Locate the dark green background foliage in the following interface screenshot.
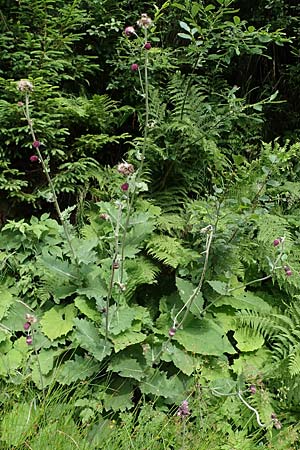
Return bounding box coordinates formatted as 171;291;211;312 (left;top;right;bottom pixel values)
1;1;300;448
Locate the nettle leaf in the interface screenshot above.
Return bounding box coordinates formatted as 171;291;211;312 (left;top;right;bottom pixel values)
75;296;102;322
111;330;147;352
74;318;112;361
234;328;264;352
0;287;13;320
140;369;186;402
174;318;235;355
176;277;203;318
40;305;77;340
108;355;145;381
56;355;100;385
107;306;137;336
161;343;195;376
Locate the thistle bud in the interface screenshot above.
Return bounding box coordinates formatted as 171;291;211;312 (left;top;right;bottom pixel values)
169;327;176;337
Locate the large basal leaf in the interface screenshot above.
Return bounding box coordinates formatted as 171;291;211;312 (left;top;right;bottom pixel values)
40;305;77;340
75;296;102;322
174;318;235;355
33;348;62;375
161;343;195;376
107;306;137;336
108;355;145;381
214;291;271;312
73;318;112;361
111;330;147;352
103;377;134;412
176;277;203;318
140;369;186;402
0;348;23;376
56;355;100;385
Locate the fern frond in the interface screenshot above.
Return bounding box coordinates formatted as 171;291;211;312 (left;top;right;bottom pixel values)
146;234;198;269
124;257;160;300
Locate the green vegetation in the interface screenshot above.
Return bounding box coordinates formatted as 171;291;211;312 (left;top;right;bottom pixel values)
1;1;300;448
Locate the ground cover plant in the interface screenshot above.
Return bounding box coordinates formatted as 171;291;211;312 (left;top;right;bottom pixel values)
1;1;300;448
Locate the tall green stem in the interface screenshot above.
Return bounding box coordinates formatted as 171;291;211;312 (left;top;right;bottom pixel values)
120;29;149;283
24;94;77;263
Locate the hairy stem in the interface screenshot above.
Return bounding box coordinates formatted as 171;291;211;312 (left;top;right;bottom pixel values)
24;94;77;263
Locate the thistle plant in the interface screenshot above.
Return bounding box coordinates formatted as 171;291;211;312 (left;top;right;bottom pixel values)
18;80;77;264
102;14;154;340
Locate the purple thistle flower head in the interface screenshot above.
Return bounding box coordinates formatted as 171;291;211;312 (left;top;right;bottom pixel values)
26;335;33;345
30;155;39;162
121;182;129;191
273;238;280;247
249;384;257;394
284;266;292;276
131;63;139;71
144;42;151;50
177;400;190;418
24;322;31;331
32;140;41;148
124;26;136;36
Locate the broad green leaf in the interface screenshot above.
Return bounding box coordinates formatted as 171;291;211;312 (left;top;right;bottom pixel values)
56;355;100;384
103;378;134;412
0;288;13;320
207;280;229;295
178;33;192;40
0;348;23;376
1;302;30;331
74;318;112;361
214;291;271;312
234;328;264;352
111;330;146;352
40;305;76;340
179;21;190;32
108;356;145;381
176;277;203;318
162;343;195;376
35;348;62;375
232;348;271;376
40;254;77;279
75;296;102;322
107;306;137;336
174;318;235;355
140;369;186;402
